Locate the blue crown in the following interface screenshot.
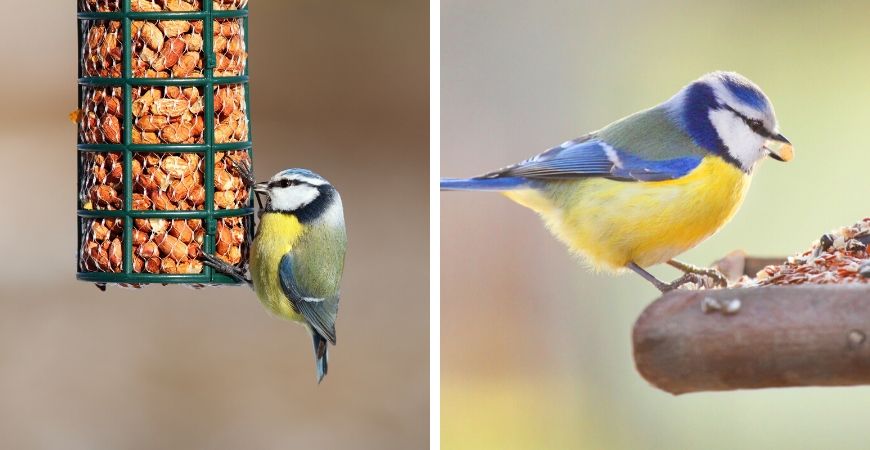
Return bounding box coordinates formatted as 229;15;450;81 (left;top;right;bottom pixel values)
715;71;768;111
277;168;326;181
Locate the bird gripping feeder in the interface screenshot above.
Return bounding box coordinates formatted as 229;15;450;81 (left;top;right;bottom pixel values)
77;0;253;287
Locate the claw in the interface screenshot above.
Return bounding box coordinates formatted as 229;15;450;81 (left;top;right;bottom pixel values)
227;157;264;210
228;158;255;188
658;273;704;293
667;260;729;288
200;251;252;286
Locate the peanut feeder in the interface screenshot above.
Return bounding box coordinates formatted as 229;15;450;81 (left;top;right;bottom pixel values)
77;0;253;287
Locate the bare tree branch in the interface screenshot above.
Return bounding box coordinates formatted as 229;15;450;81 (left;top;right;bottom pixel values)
632;285;870;395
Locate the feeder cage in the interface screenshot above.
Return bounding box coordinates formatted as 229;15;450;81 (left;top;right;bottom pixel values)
76;0;253;287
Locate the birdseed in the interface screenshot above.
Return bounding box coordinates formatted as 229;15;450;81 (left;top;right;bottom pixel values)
733;218;870;287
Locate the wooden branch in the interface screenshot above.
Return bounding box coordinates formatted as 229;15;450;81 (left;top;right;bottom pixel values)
632;285;870;395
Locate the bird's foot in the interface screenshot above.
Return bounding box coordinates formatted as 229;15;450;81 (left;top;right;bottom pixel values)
667;259;728;288
657;273;705;293
228;157;267;211
628;261;719;293
228;157;256;188
200;251;253;286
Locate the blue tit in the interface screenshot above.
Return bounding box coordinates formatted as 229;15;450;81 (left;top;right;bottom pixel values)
441;71;793;292
249;169;347;383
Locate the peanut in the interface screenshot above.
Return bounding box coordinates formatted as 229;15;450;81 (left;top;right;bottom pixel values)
172;52;200;78
136;114;170;132
145;257;162;274
159;21;191;38
109;238;123;270
160;123;193;144
150;191;177;210
80;88;124;144
100;115;121;143
167;0;197;11
91;221;110;241
140;22;164;51
131;0;162;12
169;220;195;243
132;193;152;210
82;21;122;77
155;233;189;262
138;241;160;259
132;229;148;246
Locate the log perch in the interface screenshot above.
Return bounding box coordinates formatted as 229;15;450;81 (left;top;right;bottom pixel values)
632;285;870;395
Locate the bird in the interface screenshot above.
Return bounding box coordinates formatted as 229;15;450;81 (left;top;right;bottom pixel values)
441;71;793;292
203;168;347;383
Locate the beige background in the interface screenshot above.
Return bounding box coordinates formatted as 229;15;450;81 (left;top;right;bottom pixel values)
442;1;870;449
0;1;428;449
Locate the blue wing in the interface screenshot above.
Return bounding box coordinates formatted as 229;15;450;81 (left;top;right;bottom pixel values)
279;253;338;344
480;136;703;182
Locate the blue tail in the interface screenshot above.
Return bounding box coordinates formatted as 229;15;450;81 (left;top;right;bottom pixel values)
440;177;527;191
312;332;329;384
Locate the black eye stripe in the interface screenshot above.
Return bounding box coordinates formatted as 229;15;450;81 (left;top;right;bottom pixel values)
269;179;304;188
721;104;772;138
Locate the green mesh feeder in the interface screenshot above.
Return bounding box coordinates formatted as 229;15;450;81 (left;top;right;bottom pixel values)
76;0;253;287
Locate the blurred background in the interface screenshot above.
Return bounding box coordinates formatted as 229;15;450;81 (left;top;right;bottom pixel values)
0;1;428;449
442;1;870;449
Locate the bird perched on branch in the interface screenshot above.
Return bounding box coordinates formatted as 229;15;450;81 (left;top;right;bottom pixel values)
441;72;793;291
204;168;347;383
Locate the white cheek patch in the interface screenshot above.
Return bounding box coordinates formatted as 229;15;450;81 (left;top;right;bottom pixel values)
269;185;320;211
708;109;766;171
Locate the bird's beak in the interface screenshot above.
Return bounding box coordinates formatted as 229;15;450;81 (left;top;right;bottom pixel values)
253;182;269;193
253;182;269;211
765;133;793;162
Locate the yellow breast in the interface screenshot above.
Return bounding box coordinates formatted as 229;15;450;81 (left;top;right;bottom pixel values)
250;213;305;321
504;156;751;270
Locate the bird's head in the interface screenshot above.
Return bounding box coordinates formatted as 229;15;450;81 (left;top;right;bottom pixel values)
254;168;340;222
668;71;793;172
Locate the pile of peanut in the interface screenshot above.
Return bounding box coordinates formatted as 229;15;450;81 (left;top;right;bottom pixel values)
213;20;246;77
81;150;250;212
80;218;125;273
79;150;250;275
128;215;246;274
133;218;206;274
82;17;246;79
78;0;251;280
128;84;248;144
130;151;251;211
81;152;124;210
80;0;248;13
132;0;249;11
79;0;119;12
132;86;204;144
80;87;123;144
213;85;249;143
131;18;245;78
80;84;248;146
82;20;122;78
132;20;204;78
80;216;246;275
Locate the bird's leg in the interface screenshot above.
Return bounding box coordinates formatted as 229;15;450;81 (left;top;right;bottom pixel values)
667;259;728;288
628;262;703;293
200;252;253;287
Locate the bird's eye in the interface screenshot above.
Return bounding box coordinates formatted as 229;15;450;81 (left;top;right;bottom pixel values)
748;120;765;133
280;179;295;187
